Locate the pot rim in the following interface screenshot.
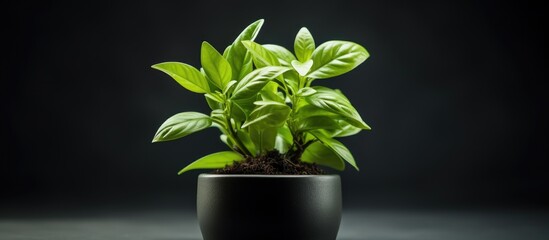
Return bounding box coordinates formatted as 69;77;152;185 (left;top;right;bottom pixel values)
199;173;339;178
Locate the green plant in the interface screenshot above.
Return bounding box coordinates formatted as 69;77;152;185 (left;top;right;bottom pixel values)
152;19;370;174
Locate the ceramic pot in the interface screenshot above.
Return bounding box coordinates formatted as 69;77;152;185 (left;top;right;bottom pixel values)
197;174;342;240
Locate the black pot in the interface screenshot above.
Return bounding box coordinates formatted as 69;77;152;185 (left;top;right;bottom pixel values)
197;174;342;240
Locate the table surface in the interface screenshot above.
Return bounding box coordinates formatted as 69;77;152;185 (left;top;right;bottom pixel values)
1;208;548;240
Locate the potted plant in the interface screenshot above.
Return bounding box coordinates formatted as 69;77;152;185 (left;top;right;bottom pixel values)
151;19;370;240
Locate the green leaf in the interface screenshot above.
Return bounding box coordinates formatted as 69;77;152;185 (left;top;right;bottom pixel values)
331;120;362;137
220;134;235;149
311;131;359;171
223;80;237;95
305;87;370;129
294;27;315;62
231;66;289;101
230;97;256;121
249;126;277;153
178;151;244;174
307;41;369;79
284;70;300;95
237;130;256;155
263;44;296;67
205;94;222;110
296;87;316;97
222;45;232;59
242;101;291;128
295;103;338;119
275;125;293;153
153;112;212;142
226;19;264;80
205;92;224;104
201;41;232;89
242;40;280;68
200;68;220;92
301;141;345;171
291;59;313;76
210;109;226;127
296;116;340;132
260;82;285;103
152;62;210;93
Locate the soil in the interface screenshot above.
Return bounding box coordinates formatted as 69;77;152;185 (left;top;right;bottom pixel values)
214;150;325;175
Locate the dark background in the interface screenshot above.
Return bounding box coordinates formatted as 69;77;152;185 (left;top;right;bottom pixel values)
2;0;547;212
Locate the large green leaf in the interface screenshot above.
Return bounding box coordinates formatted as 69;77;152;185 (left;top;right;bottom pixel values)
242;40;280;68
153;112;211;142
331;120;362;137
307;41;369;79
301;141;345;171
201;41;232;90
294;27;315;62
178;151;244;174
152;62;210;93
311;131;359;171
242;101;291;128
231;66;289;101
226;19;264;80
263;44;296;67
295;103;339;119
305;87;370;129
295;116;340;132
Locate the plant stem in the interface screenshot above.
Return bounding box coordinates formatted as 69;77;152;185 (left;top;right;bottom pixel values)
223;103;252;156
227;119;252;156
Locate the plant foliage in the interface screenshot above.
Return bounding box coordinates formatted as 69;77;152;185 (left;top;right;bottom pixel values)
152;19;371;174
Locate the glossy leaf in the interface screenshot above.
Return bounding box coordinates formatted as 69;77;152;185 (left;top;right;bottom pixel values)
205;92;224;104
260;82;285;103
152;62;210;93
231;96;257;121
231;66;289;101
295;103;339;119
296;87;316;97
307;41;369;79
226;19;264;80
275;125;293;153
294;27;315;62
296;116;340;132
291;59;313;76
301;141;345;171
263;44;296;66
305;87;370;129
242;101;291;128
153;112;211;142
201;41;232;89
311;131;359;171
332;120;362;137
223;80;237;94
178;151;244;174
242;40;280;68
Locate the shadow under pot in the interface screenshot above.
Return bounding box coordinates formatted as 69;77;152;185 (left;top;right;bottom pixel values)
197;174;342;240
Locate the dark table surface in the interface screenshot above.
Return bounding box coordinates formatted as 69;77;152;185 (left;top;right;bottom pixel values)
1;208;548;240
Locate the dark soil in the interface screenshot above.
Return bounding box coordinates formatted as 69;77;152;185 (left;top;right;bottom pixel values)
214;150;325;175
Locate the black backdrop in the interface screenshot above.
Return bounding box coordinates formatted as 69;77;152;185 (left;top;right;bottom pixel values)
2;0;547;211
